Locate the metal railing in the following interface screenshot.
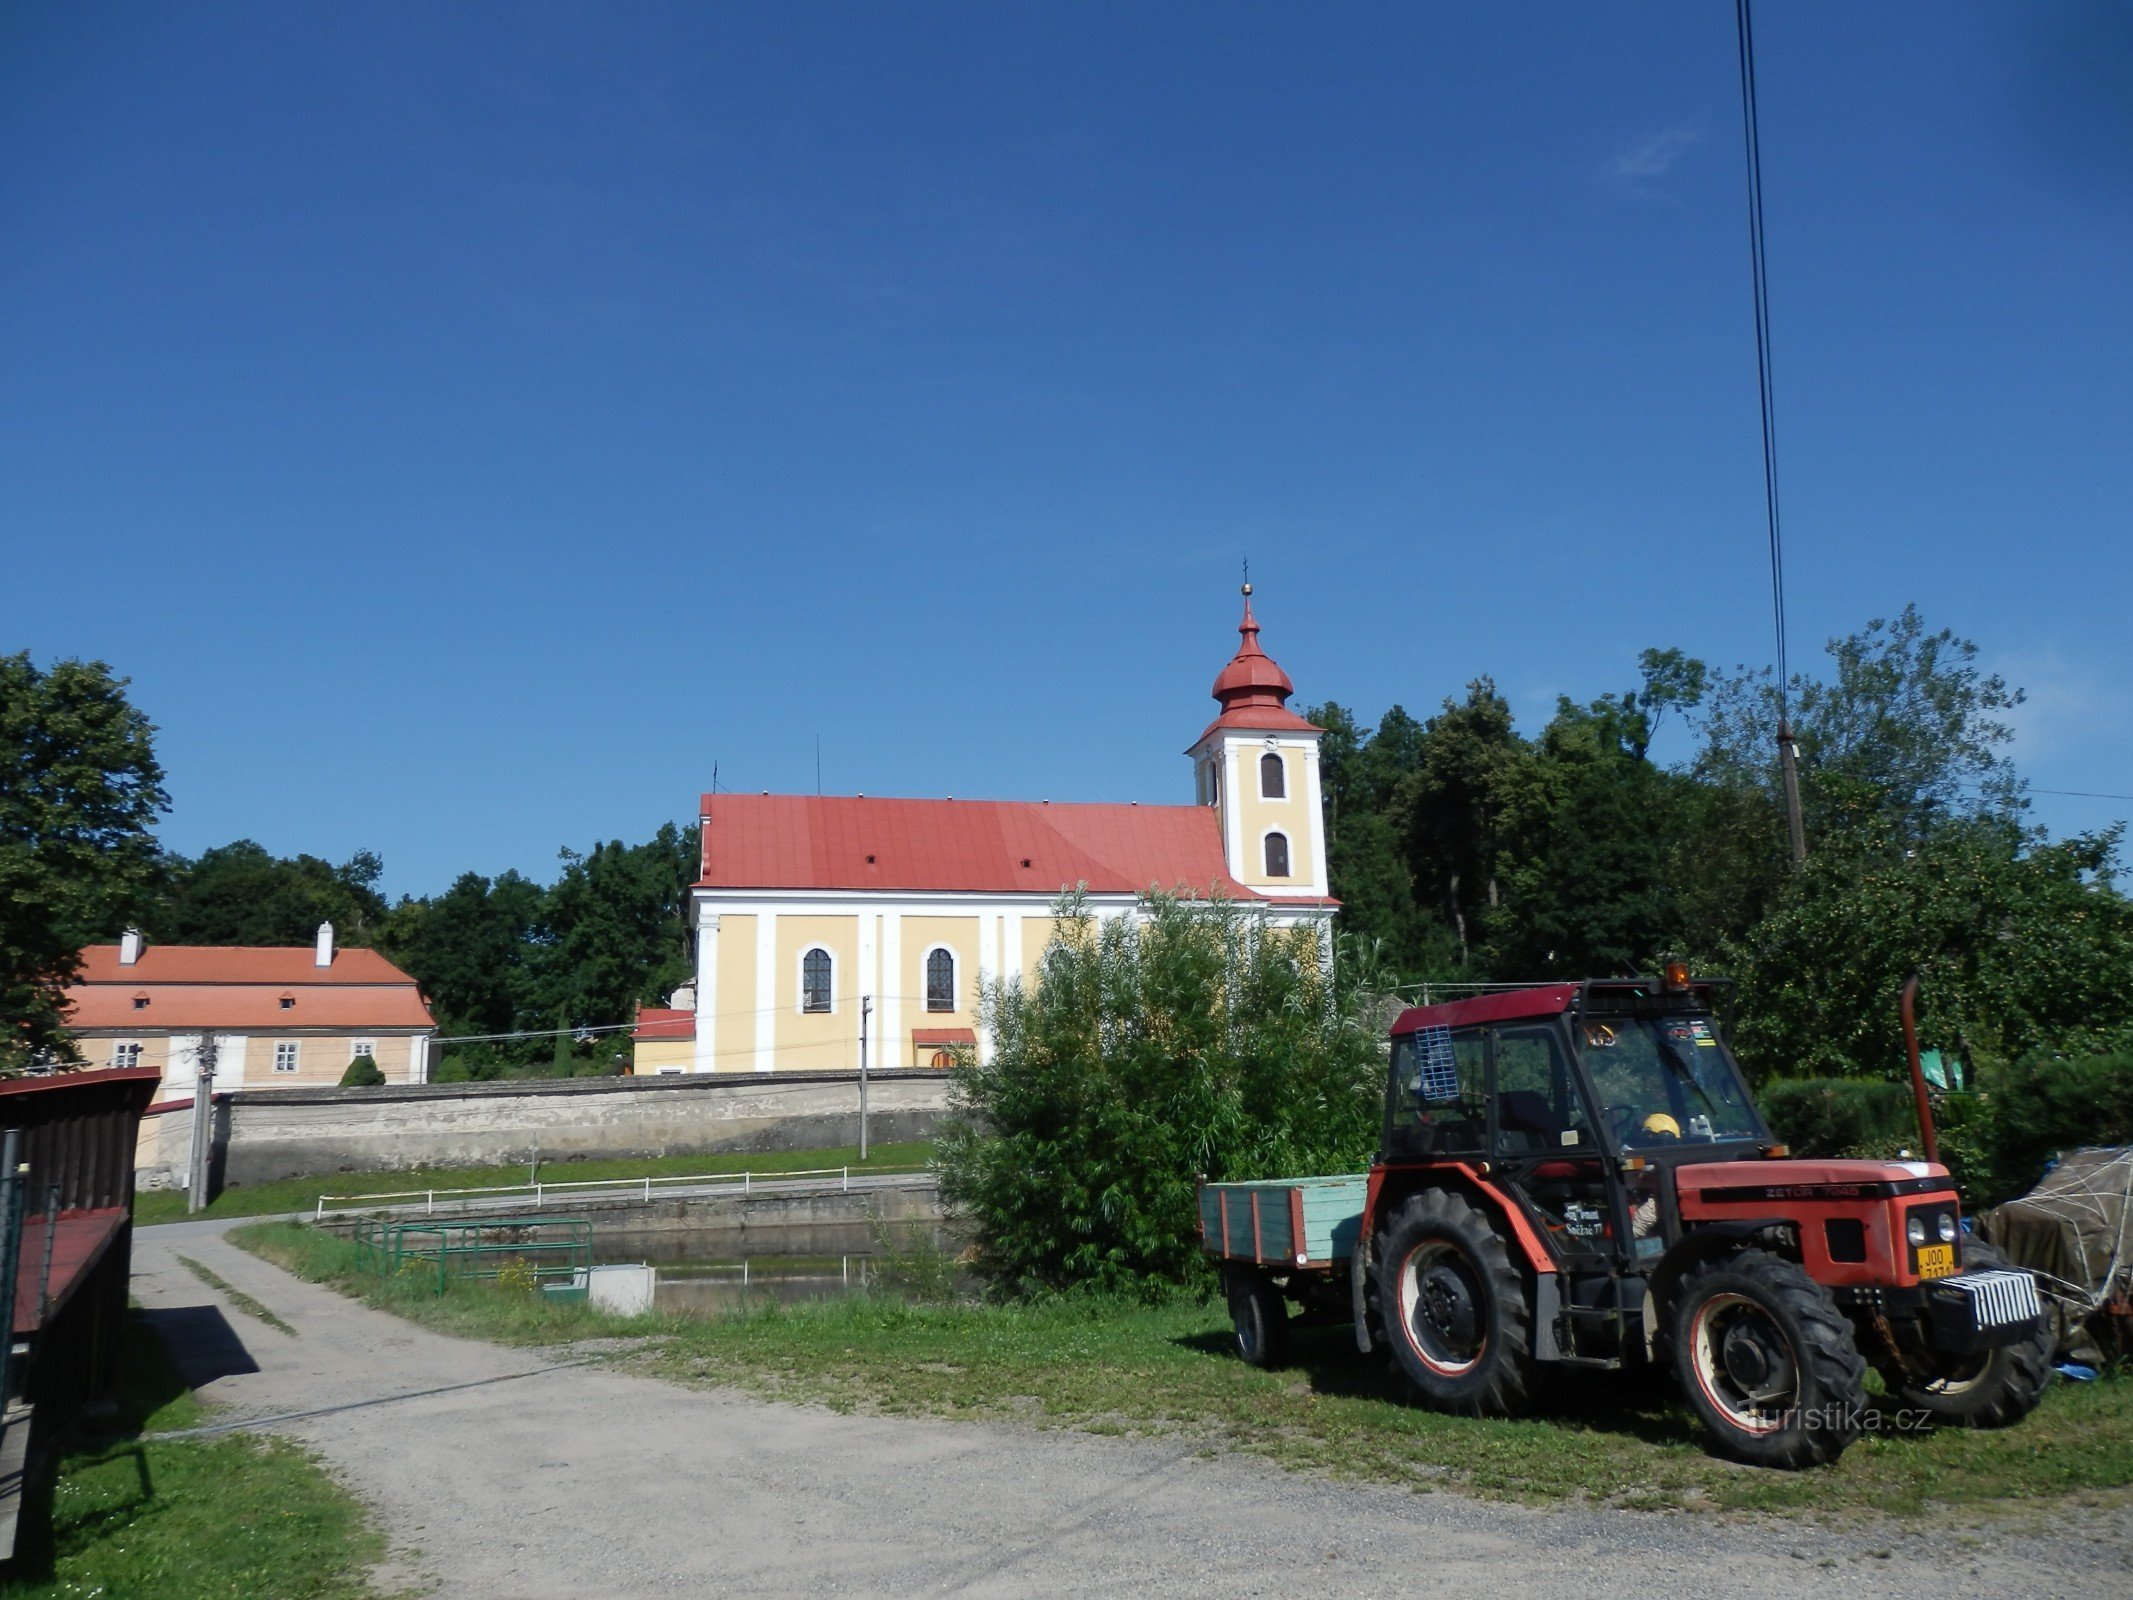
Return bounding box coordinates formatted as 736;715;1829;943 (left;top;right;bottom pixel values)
353;1214;592;1294
313;1162;933;1221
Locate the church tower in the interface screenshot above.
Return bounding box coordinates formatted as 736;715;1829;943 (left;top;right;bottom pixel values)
1188;587;1329;901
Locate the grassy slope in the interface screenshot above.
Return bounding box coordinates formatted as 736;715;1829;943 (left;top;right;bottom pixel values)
236;1220;2133;1519
136;1140;936;1226
0;1315;384;1599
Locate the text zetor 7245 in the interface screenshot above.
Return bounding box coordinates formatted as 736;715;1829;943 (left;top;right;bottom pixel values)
1347;971;2050;1468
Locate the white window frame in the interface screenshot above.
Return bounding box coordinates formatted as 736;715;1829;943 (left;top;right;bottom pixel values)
113;1040;142;1070
1260;750;1287;800
349;1039;377;1062
922;945;957;1013
797;946;836;1015
1262;828;1293;879
273;1041;301;1074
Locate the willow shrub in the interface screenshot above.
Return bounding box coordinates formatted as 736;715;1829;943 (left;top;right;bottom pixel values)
934;893;1386;1299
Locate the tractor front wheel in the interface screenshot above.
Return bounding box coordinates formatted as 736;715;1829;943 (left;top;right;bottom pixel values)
1880;1239;2054;1429
1376;1188;1535;1416
1671;1248;1868;1469
1224;1266;1289;1369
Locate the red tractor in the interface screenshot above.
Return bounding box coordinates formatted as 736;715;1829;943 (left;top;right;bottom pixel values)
1206;967;2053;1467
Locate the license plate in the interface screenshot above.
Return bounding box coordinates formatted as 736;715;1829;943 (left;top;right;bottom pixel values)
1916;1244;1956;1279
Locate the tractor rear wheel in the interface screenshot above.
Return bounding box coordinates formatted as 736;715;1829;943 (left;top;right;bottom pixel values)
1376;1188;1535;1416
1880;1238;2054;1429
1671;1248;1868;1469
1224;1266;1289;1369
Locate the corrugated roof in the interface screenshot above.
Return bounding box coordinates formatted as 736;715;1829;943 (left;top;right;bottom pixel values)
633;1006;695;1042
697;793;1259;898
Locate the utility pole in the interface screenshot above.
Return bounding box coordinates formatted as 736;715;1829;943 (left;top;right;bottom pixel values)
1777;717;1808;865
186;1031;219;1214
858;995;872;1161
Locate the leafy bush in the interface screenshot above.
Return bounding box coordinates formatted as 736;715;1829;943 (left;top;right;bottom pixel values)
1965;1047;2133;1204
935;893;1386;1299
338;1053;385;1088
1757;1051;2133;1207
1758;1078;1923;1160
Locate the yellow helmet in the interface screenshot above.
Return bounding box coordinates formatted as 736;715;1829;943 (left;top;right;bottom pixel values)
1642;1112;1682;1140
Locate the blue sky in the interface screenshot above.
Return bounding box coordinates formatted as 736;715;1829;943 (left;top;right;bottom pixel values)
5;3;2130;899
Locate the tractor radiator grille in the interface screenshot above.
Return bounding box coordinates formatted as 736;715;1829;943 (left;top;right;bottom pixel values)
1937;1268;2042;1328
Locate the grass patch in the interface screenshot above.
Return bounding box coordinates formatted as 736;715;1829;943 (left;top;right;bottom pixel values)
0;1314;384;1599
175;1254;297;1336
233;1219;2133;1519
135;1139;936;1227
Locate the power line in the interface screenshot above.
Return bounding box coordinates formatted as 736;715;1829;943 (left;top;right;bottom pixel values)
2032;788;2133;803
1735;0;1789;705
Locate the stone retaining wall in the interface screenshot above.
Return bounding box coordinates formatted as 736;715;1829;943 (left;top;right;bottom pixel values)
139;1070;954;1189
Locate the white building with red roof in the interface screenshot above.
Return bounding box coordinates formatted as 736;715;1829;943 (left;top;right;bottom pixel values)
652;589;1334;1074
65;923;437;1094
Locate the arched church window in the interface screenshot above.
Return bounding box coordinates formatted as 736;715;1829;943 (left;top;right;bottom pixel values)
926;948;955;1012
1260;751;1286;798
801;947;832;1013
1264;831;1291;878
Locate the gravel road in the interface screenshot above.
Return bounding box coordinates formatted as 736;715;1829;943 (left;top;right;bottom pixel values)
131;1224;2130;1600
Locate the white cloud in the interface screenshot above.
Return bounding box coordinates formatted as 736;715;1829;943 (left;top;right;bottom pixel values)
1606;124;1702;195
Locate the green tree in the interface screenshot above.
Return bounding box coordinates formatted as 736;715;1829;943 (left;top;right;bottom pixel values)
935;893;1384;1297
1727;817;2133;1082
0;655;168;1069
153;841;390;947
1309;702;1429;973
339;1052;386;1087
1400;679;1526;968
1486;692;1685;978
379;869;546;1038
1692;605;2025;843
532;823;697;1035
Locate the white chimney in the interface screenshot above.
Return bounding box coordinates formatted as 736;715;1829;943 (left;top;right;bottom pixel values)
315;921;335;968
119;929;143;966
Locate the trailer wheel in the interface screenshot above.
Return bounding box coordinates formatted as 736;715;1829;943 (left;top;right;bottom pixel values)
1880;1239;2054;1429
1224;1266;1289;1369
1671;1248;1867;1469
1376;1188;1535;1416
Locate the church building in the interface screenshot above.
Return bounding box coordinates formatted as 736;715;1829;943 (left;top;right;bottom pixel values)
637;590;1334;1074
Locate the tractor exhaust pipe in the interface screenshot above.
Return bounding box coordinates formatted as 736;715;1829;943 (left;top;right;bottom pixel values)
1899;973;1940;1168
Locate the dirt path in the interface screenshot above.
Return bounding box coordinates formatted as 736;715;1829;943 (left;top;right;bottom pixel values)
131;1224;2129;1600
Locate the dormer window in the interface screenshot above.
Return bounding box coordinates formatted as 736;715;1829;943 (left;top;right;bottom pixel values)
132;992;149;1010
279;993;296;1009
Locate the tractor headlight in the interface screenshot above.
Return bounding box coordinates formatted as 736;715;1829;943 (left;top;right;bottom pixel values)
1906;1215;1927;1245
1938;1214;1959;1244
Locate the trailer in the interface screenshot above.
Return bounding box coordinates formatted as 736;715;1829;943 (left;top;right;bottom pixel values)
1197;1175;1365;1366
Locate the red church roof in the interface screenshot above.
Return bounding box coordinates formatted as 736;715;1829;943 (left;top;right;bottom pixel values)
698;793;1262;898
1193;587;1322;747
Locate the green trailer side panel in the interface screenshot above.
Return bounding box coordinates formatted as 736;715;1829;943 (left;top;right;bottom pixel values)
1199;1176;1367;1266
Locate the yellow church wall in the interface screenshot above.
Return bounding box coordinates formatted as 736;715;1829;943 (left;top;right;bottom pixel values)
1020;916;1074;982
901;915;980;1059
632;1037;695;1075
1230;743;1320;892
714;913;756;1071
773;914;860;1071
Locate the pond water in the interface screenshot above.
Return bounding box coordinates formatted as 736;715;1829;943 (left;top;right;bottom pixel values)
591;1220;969;1314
